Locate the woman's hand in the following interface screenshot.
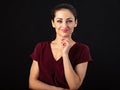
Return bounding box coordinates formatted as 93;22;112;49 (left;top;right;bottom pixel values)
61;39;71;54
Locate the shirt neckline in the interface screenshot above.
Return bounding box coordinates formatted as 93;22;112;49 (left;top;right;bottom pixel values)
48;41;78;62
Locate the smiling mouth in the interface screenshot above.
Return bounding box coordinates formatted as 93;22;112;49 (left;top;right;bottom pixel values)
62;29;68;33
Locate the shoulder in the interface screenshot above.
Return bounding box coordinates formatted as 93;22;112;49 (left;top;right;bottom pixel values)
76;42;89;50
34;41;50;49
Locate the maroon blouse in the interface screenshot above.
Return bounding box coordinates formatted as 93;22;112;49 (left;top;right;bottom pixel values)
30;41;92;89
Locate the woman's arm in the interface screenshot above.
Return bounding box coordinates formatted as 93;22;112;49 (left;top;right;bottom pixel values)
63;54;88;90
61;39;88;89
29;60;66;90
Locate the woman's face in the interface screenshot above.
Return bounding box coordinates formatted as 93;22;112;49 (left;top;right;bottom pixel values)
52;9;77;37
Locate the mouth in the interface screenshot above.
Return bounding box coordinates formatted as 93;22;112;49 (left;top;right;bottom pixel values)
62;29;68;33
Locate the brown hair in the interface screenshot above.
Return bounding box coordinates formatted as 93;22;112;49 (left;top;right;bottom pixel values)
51;3;77;21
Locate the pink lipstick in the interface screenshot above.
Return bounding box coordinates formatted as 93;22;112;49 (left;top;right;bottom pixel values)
62;29;68;33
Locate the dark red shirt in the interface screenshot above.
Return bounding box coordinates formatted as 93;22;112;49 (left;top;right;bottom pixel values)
30;41;92;89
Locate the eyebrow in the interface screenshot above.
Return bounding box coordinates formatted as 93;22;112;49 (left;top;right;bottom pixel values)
56;18;73;20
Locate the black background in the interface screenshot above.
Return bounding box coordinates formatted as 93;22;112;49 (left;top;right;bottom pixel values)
2;0;120;90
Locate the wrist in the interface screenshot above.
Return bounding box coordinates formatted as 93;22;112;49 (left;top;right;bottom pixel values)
51;86;65;90
51;86;58;90
62;53;69;59
62;52;68;55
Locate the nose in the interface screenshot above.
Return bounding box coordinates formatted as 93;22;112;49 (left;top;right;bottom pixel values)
62;21;68;28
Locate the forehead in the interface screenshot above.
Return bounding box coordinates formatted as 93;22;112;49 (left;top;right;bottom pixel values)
54;9;75;19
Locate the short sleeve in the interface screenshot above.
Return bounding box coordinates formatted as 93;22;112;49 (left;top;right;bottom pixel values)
30;43;42;61
75;44;93;65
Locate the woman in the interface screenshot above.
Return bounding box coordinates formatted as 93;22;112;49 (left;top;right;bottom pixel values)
29;3;92;90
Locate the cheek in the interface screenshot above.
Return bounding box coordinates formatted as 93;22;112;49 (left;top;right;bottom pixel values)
55;25;61;29
70;25;75;30
70;27;75;33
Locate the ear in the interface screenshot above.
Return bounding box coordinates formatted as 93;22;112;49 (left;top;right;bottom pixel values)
74;19;78;27
51;20;55;28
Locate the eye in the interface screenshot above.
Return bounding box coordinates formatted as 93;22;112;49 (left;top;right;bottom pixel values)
57;20;62;23
67;20;73;23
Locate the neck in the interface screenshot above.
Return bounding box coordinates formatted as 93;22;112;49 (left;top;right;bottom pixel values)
53;36;74;44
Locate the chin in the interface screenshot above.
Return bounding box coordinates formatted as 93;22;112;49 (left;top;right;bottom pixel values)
61;34;70;37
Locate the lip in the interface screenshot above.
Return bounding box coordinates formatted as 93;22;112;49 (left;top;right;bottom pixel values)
62;29;68;33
